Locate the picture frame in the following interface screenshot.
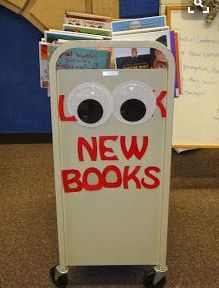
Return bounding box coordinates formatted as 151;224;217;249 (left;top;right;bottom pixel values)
166;6;188;26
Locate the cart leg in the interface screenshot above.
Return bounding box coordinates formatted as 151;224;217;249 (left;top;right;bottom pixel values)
153;265;167;285
50;265;69;288
143;265;167;288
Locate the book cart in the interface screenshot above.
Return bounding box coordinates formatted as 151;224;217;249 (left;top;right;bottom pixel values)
49;40;175;288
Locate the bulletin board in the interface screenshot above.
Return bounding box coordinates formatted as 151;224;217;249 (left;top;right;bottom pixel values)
167;6;219;148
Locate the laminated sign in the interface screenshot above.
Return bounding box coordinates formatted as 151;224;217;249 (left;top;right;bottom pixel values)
49;41;175;273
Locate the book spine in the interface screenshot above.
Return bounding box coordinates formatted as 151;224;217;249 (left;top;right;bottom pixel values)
112;16;166;32
65;11;111;22
174;32;182;95
45;32;103;42
170;31;178;97
39;42;49;89
63;24;111;37
64;17;111;29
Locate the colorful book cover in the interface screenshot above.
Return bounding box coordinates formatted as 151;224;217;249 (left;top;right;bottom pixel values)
45;30;104;43
65;11;111;29
39;42;50;89
114;47;151;69
48;47;111;70
114;30;171;69
114;30;180;97
44;45;111;96
120;0;160;18
112;16;166;32
63;24;112;38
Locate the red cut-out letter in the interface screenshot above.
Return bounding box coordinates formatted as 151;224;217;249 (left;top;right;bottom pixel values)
141;166;161;189
123;166;141;189
99;136;118;161
58;95;77;121
62;169;82;193
120;136;149;160
82;167;103;191
78;137;97;161
156;91;167;117
102;165;122;188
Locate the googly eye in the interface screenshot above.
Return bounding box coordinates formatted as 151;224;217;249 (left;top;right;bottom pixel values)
67;82;113;127
112;81;156;125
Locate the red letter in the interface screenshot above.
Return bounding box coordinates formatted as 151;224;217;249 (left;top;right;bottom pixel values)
99;136;118;161
123;166;141;189
62;169;82;193
59;95;76;121
156;91;167;117
120;136;149;160
102;165;122;188
78;137;97;161
82;167;103;191
141;166;161;189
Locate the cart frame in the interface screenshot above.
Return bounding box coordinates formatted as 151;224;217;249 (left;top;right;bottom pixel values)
49;40;175;287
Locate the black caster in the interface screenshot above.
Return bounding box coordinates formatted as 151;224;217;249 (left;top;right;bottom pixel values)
143;270;166;288
50;266;69;288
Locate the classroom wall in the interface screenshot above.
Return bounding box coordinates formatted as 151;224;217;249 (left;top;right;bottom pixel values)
0;6;51;132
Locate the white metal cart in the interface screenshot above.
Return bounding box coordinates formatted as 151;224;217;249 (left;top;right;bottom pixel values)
49;40;175;288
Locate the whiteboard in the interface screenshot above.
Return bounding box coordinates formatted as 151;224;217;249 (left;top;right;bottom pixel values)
169;10;219;147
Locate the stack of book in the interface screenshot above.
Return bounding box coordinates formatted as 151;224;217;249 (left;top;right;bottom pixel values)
39;12;181;97
39;12;112;91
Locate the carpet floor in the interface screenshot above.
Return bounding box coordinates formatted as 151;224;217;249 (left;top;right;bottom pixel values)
0;144;218;288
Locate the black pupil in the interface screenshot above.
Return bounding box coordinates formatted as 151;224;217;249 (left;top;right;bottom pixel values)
120;99;146;122
77;99;103;124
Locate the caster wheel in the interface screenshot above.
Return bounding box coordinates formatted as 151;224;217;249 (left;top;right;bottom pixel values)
143;271;166;288
153;277;166;288
50;266;68;288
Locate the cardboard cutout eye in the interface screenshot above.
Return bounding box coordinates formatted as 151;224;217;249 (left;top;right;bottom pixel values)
112;81;156;125
67;82;113;127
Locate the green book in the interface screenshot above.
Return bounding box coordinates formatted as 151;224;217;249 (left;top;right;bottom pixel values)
63;24;112;38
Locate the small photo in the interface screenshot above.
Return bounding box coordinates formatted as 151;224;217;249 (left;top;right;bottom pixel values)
115;47;150;69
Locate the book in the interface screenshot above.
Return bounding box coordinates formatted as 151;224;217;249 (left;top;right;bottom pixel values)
45;30;105;43
41;44;111;96
113;30;171;69
113;29;180;97
112;16;166;32
112;26;169;36
63;24;112;38
48;46;111;70
119;0;160;18
174;31;181;95
39;39;68;89
39;41;51;89
64;11;111;29
169;31;178;97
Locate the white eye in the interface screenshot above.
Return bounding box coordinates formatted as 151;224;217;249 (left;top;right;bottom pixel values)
112;81;156;125
67;82;113;127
